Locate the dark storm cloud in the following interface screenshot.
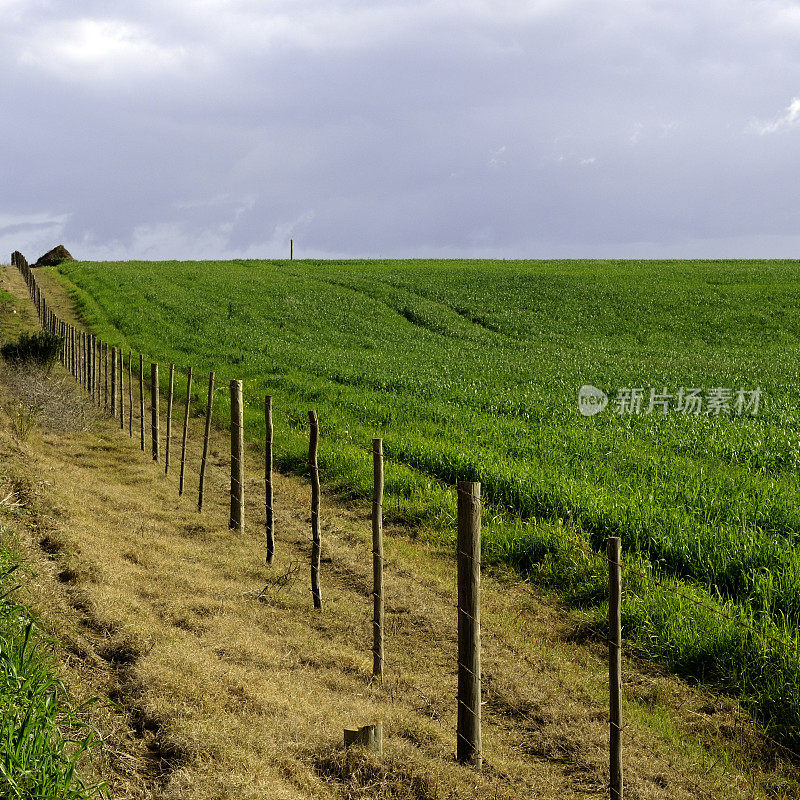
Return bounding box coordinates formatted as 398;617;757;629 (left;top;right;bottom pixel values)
3;0;800;259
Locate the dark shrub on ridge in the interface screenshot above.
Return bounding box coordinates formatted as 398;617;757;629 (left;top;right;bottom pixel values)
1;331;62;373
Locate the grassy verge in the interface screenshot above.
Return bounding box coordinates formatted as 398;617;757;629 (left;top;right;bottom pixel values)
0;537;105;799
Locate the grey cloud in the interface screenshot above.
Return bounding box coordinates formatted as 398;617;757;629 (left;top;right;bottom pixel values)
3;0;800;259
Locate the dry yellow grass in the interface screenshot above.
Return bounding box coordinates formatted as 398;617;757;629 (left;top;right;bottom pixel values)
0;262;797;800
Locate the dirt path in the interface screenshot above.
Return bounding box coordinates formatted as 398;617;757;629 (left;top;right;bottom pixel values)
0;262;788;800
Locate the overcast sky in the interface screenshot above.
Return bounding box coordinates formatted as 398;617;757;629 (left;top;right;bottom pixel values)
3;0;800;261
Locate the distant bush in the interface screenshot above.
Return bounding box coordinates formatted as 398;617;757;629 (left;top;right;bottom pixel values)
1;331;62;373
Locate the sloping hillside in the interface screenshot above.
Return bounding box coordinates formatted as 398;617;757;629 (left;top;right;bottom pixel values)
0;263;796;799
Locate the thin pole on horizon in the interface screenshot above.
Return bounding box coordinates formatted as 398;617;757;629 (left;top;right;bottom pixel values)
290;239;293;261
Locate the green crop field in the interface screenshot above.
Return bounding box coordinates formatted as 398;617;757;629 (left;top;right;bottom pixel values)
53;258;800;748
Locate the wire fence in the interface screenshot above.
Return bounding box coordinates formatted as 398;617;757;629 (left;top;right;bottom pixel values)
11;251;800;799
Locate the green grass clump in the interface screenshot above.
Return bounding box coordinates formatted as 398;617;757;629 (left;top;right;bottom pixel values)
52;257;800;748
0;542;106;799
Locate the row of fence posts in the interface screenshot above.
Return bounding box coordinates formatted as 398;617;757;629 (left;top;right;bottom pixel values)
9;251;625;798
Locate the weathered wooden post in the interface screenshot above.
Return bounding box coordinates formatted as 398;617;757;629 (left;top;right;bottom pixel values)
179;367;193;496
373;438;384;680
309;410;321;609
230;380;244;531
151;363;159;462
265;395;274;564
165;364;175;474
119;350;125;430
609;537;623;800
128;351;133;437
139;355;145;451
198;371;215;512
111;347;118;418
457;481;482;770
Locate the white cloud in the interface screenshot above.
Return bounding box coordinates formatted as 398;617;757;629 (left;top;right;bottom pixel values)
488;145;507;167
752;97;800;135
18;18;193;81
0;212;69;263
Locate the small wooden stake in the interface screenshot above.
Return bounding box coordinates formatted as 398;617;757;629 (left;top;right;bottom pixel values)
309;410;321;609
609;537;623;800
457;481;482;770
343;723;383;754
230;379;244;531
265;395;274;564
104;342;109;408
165;364;175;474
372;438;384;680
179;367;193;496
151;363;160;461
198;371;215;513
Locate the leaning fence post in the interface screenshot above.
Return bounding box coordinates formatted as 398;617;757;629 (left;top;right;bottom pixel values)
128;351;133;437
265;395;274;564
229;380;244;531
151;363;159;461
198;371;215;513
457;481;482;770
373;438;384;680
165;364;175;474
179;367;193;496
309;410;322;609
608;537;623;800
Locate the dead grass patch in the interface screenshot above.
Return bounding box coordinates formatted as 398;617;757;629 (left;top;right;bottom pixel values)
312;745;441;800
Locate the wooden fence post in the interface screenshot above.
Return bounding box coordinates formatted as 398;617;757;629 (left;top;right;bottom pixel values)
373;438;384;680
91;335;97;402
608;537;623;800
309;410;321;609
179;367;192;496
128;352;133;437
104;342;109;408
165;364;175;474
198;371;215;512
457;481;482;770
151;363;159;461
265;395;274;564
230;380;244;531
139;355;145;451
119;349;125;430
111;347;118;418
